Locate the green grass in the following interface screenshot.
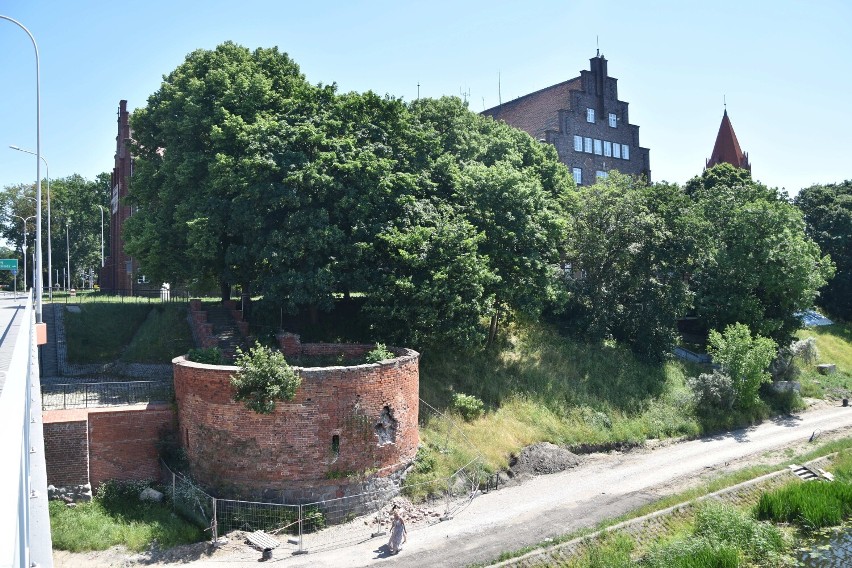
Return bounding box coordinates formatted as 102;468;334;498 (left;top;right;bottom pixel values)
49;481;205;552
796;322;852;399
64;304;152;363
122;305;194;363
754;480;852;530
64;302;194;364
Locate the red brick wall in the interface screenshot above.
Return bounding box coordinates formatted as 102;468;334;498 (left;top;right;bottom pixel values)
173;347;420;496
43;412;89;487
87;404;175;489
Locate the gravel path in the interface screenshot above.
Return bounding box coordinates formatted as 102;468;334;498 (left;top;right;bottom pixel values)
54;400;852;568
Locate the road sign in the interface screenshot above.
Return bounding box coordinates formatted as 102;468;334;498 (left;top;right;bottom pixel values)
0;259;18;271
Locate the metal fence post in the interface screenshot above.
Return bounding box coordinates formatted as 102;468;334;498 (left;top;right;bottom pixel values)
212;497;218;543
441;478;453;521
294;504;307;554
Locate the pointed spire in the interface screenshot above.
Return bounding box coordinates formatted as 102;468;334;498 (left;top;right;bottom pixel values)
706;109;751;172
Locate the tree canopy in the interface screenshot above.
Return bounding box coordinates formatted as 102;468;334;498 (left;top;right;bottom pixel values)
686;164;834;344
126;43;573;349
795;181;852;320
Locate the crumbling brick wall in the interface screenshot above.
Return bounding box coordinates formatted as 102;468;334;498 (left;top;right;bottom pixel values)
43;410;89;487
173;346;419;497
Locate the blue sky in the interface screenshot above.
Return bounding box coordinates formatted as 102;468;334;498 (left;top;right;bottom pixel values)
1;0;850;197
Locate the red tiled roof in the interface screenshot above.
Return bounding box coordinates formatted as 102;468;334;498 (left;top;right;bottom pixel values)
706;110;750;171
482;77;583;139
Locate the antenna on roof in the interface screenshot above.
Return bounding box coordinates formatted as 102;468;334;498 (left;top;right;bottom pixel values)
417;82;420;100
596;36;600;57
723;94;727;110
498;72;502;106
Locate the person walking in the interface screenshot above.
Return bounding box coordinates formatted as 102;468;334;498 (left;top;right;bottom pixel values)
387;506;407;555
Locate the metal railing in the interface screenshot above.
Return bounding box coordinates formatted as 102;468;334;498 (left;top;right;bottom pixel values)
0;294;52;568
41;380;173;410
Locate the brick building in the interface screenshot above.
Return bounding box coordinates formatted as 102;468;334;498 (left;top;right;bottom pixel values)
705;109;751;172
482;52;651;185
99;100;139;292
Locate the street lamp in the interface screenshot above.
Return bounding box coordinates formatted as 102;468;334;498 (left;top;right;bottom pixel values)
1;14;43;322
10;146;52;300
11;215;35;291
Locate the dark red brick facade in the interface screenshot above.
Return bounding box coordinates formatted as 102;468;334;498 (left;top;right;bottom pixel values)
483;54;651;184
43;412;89;487
43;405;175;490
172;347;420;497
99;100;138;292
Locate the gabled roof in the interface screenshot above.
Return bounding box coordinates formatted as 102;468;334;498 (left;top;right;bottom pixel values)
706;110;750;171
481;77;583;140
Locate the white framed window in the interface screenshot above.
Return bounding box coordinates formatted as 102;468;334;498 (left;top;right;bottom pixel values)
596;170;608;179
613;143;621;159
573;135;583;152
584;137;593;153
604;141;612;157
609;113;617;128
586;108;595;123
622;145;630;160
594;139;602;155
572;167;582;185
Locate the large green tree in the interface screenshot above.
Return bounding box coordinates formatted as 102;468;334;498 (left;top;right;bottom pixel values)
795;181;852;320
127;41;324;301
686;164;834;343
559;173;705;361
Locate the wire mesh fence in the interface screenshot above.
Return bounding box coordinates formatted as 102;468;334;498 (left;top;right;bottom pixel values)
41;380;174;409
162;461;217;540
157;399;493;554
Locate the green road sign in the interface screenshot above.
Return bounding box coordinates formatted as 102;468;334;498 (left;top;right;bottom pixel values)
0;259;18;271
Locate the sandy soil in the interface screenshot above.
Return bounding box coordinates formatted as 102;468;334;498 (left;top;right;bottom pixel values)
53;399;852;568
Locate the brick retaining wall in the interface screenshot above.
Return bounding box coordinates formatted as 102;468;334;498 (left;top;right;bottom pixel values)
173;346;420;498
43;404;176;491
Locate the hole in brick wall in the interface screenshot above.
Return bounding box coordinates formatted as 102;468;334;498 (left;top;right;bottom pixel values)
331;435;340;461
375;406;398;445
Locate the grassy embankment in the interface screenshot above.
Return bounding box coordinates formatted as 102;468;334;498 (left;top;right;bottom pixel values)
50;480;204;552
55;298;852;555
63;301;194;363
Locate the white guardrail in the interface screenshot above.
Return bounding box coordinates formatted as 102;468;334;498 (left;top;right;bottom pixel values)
0;295;51;568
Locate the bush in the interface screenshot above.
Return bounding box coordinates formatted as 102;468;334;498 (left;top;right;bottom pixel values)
643;502;787;567
364;342;394;363
706;323;777;410
688;370;736;412
231;342;301;414
451;392;485;421
187;347;223;365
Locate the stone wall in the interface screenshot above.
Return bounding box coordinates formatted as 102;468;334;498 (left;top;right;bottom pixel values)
172;346;420;499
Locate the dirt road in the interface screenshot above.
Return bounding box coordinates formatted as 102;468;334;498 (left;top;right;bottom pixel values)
54;401;852;568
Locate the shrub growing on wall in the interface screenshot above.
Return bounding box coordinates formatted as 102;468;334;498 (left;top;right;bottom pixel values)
230;342;301;414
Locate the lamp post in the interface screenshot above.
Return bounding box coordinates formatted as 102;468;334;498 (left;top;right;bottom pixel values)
11;215;35;291
1;15;43;322
11;146;52;300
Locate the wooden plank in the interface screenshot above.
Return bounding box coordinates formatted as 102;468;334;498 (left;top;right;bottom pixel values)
247;531;280;550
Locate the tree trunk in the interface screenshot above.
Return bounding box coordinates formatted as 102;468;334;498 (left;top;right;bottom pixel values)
240;282;252;320
487;307;499;347
309;304;319;325
220;280;231;303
